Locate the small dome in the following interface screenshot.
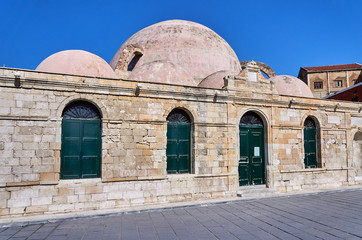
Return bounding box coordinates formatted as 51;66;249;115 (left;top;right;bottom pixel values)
269;75;314;98
111;20;241;85
198;70;237;89
128;60;196;86
36;50;117;78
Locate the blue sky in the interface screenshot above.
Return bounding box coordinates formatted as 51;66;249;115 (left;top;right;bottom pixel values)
0;0;361;77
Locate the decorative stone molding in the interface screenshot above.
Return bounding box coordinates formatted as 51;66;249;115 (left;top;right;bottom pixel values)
115;44;144;72
240;61;277;78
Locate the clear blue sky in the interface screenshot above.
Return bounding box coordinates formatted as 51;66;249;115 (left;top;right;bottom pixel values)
1;0;361;77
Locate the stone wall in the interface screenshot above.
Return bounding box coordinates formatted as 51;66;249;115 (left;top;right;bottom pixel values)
0;67;361;218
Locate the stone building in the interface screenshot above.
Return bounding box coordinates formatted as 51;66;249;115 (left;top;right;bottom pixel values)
298;63;362;98
0;20;361;218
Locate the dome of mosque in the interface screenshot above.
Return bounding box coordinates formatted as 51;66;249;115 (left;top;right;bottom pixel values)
110;20;241;86
197;70;237;89
36;50;117;78
269;75;314;98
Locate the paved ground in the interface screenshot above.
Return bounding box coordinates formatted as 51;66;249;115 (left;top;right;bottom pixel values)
0;189;361;240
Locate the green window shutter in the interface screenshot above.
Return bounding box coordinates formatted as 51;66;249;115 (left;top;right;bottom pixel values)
61;119;101;179
304;127;317;168
167;123;179;174
81;120;101;178
61;120;82;179
166;122;191;174
178;123;191;173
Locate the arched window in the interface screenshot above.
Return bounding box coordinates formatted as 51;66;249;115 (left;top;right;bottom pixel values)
239;112;265;186
61;101;102;179
304;117;317;168
166;109;191;174
127;52;142;71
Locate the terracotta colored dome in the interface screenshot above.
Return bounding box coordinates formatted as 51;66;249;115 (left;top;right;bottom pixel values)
128;60;196;86
269;75;314;98
111;20;241;85
36;50;117;78
198;70;237;89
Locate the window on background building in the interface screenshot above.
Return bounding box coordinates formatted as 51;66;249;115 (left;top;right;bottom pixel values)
314;81;323;89
333;80;343;88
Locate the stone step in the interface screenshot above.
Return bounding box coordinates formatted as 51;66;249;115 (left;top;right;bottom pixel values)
237;184;279;198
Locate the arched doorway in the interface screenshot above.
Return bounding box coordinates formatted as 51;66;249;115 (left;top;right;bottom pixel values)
61;101;102;179
304;117;317;168
166;108;191;174
353;131;362;177
239;112;265;186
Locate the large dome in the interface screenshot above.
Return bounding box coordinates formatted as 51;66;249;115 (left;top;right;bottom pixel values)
269;75;314;98
36;50;117;78
111;20;241;86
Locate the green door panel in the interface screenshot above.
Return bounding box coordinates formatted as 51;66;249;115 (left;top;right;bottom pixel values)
239;126;265;186
61;119;101;179
166;122;191;174
239;129;249;186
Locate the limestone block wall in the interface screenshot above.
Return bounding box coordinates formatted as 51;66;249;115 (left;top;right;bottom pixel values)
269;96;360;191
0;67;361;218
0;68;236;217
0;175;231;216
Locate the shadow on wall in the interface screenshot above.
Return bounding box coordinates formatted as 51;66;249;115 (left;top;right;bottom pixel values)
355;72;362;85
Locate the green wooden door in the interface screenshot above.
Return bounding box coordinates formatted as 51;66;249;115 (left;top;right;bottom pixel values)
61;119;101;179
166;122;191;174
304;127;317;168
239;125;265;186
239;126;265;186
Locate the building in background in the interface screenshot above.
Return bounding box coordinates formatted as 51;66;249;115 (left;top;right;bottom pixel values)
298;63;362;98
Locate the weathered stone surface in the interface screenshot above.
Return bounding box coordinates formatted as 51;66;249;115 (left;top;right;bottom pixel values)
0;66;361;219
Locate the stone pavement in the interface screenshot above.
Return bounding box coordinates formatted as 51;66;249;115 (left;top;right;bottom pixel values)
0;189;361;240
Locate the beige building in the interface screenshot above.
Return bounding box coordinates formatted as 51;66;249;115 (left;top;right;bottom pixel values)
0;20;361;219
298;63;362;98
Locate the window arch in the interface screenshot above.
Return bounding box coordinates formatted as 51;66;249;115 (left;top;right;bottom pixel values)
61;101;102;179
166;108;191;174
62;101;101;119
303;117;318;168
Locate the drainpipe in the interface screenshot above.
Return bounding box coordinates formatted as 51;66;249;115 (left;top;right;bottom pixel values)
326;72;330;95
346;71;349;88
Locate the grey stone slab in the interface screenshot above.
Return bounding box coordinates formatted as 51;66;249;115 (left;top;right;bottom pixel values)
0;236;12;240
2;190;362;240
